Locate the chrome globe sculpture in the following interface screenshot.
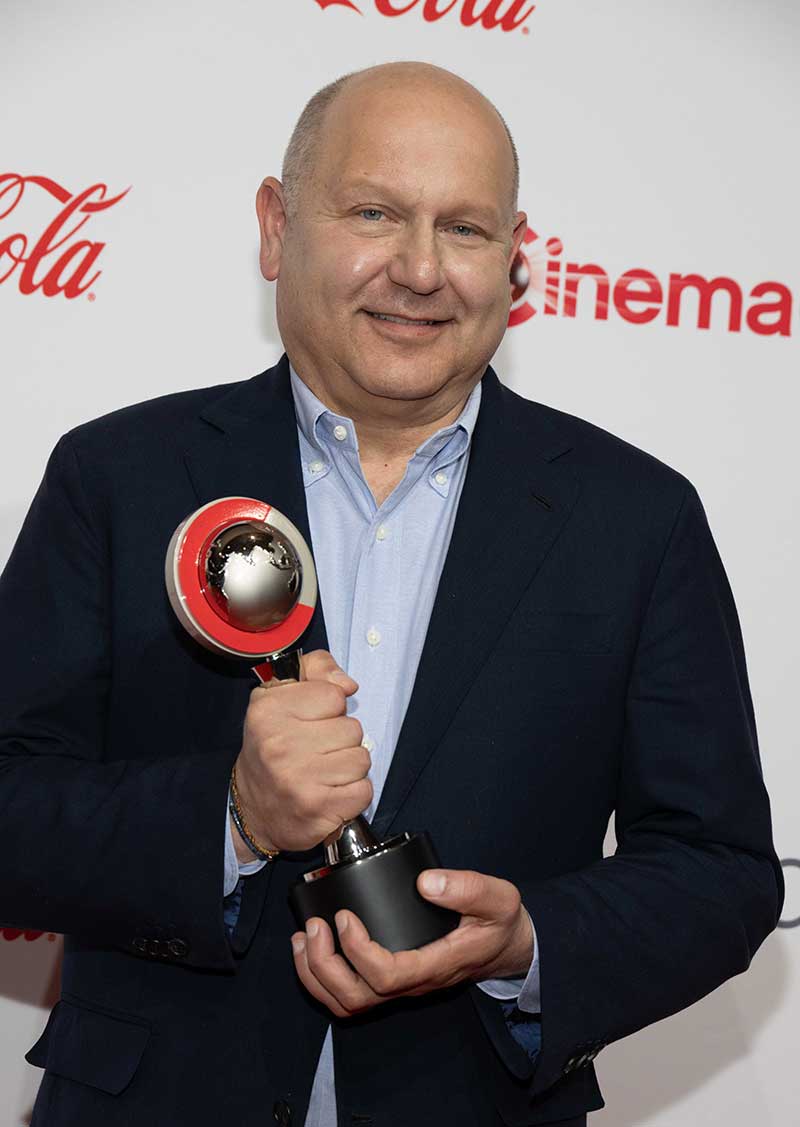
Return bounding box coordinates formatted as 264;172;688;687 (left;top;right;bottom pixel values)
205;521;302;632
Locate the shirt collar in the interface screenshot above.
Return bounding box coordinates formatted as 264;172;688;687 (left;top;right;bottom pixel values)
289;362;482;465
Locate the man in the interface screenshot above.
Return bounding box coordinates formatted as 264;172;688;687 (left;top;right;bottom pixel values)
0;62;782;1127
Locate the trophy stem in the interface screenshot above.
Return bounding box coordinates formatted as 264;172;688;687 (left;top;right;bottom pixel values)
253;648;303;685
323;816;380;864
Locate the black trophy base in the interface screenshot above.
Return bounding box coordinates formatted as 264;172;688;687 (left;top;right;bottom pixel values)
289;831;459;953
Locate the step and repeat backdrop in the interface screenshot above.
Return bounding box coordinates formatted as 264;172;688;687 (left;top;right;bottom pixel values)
2;0;798;1123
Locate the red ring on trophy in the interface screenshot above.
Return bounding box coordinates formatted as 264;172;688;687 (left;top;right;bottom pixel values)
165;497;317;659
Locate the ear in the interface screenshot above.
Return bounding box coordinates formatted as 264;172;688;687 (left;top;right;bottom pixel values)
508;210;529;276
256;177;288;281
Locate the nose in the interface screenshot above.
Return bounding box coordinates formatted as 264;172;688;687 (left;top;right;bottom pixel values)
386;220;445;295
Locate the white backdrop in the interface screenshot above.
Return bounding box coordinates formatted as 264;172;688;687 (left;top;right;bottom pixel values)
2;0;798;1122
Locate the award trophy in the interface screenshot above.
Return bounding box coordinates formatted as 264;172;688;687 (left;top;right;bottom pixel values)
165;496;458;952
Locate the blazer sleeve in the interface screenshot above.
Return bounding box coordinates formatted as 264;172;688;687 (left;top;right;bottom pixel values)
0;433;239;972
519;482;784;1095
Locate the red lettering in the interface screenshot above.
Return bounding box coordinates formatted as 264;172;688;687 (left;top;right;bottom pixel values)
563;263;610;321
0;233;27;284
508;301;535;327
423;0;458;16
544;237;563;316
375;0;418;13
461;0;535;29
0;175;128;298
746;282;793;337
18;184;103;294
47;241;104;299
613;269;663;325
667;273;742;332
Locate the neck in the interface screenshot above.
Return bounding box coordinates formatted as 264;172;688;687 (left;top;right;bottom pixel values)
287;356;482;505
290;363;478;466
356;404;467;505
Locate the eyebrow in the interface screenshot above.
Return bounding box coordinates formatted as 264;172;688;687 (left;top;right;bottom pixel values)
336;178;504;227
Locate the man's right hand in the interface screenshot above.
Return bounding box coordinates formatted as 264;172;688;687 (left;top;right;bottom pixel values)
230;650;372;861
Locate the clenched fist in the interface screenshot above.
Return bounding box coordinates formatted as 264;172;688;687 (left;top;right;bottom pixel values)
231;650;372;860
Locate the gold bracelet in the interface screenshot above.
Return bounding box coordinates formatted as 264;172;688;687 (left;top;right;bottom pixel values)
229;762;281;861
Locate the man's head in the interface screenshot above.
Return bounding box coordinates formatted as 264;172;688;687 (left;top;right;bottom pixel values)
256;62;527;424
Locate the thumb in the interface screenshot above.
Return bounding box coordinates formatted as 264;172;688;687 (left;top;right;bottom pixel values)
301;649;358;695
417;869;520;922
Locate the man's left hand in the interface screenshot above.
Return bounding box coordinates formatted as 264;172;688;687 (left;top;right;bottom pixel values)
290;869;534;1018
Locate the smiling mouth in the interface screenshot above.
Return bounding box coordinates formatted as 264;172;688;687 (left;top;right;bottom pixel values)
366;311;448;327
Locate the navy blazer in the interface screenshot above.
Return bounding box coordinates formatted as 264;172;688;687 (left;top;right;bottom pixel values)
0;355;782;1127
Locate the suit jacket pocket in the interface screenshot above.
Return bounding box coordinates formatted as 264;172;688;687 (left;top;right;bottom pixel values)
26;998;150;1096
522;610;615;654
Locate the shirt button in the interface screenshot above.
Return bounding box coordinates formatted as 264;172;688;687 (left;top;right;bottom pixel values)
375;525;388;541
366;628;381;647
309;460;325;474
333;424;348;442
362;734;375;753
434;471;448;486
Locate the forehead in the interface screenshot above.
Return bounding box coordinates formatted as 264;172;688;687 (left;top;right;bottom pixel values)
315;82;513;213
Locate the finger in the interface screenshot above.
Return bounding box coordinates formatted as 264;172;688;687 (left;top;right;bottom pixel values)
291;932;350;1018
315;745;372;786
304;917;378;1015
328;777;374;823
279;714;363;754
302;650;358;695
335;910;462;997
252;679;350;721
417;869;520;923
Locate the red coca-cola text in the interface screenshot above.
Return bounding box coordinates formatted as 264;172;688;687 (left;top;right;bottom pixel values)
0;174;129;299
316;0;536;32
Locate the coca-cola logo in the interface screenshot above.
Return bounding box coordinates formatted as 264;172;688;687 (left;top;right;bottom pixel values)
0;174;129;300
509;226;794;338
315;0;536;34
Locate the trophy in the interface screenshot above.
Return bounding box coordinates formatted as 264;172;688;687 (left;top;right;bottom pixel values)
165;497;459;952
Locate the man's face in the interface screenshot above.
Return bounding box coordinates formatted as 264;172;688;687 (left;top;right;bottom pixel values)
264;77;527;414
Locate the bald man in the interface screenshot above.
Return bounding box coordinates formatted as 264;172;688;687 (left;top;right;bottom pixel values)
1;63;781;1127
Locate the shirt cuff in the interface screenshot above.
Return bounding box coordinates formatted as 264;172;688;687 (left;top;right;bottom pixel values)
223;786;267;898
475;908;540;1012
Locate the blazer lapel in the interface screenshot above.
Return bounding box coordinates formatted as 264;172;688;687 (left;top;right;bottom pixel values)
372;368;580;838
181;353;329;657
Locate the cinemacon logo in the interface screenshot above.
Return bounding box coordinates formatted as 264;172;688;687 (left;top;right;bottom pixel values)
315;0;536;32
510;228;794;338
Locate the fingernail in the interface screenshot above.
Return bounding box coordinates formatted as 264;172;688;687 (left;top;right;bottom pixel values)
336;911;349;933
331;671;354;687
421;871;447;896
291;934;306;955
307;920;319;938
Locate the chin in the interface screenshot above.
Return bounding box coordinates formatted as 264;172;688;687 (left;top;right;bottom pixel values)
347;353;456;400
355;370;453;402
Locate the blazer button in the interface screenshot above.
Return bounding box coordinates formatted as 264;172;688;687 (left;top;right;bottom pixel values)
168;938;189;958
273;1100;292;1125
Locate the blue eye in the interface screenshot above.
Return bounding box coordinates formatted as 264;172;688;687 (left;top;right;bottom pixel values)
451;224;475;237
360;209;384;221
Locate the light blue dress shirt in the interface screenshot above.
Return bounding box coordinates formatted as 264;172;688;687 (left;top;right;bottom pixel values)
223;365;540;1126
